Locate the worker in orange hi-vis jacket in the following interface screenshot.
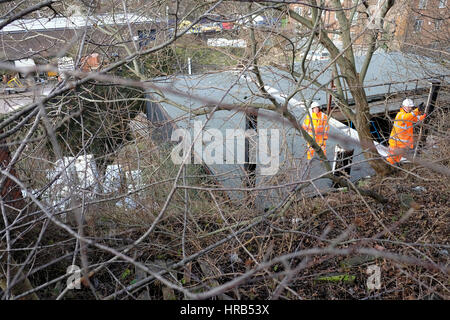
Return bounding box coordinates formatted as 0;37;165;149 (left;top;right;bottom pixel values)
302;101;329;160
387;98;426;165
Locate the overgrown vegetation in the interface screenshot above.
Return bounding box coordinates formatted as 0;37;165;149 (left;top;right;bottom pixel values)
1;0;448;301
174;35;246;73
3;103;447;300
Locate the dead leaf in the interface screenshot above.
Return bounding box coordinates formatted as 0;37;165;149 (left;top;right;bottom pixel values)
80;271;95;288
410;201;421;210
354;217;364;227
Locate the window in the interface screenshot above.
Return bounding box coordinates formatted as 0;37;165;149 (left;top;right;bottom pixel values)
418;0;427;9
294;6;302;15
414;19;423;32
439;0;447;8
435;19;443;30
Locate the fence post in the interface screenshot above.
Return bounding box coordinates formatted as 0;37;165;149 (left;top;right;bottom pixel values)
187;57;192;75
414;80;441;157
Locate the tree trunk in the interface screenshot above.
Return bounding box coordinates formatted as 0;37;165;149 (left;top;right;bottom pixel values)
350;82;392;176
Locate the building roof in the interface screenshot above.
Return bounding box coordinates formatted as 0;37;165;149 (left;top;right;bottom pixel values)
292;51;449;104
0;12;158;34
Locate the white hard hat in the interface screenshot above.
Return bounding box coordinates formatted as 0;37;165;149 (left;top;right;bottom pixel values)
402;98;414;108
310;101;320;109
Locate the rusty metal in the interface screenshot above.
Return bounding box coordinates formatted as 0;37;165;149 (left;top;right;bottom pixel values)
0;137;25;212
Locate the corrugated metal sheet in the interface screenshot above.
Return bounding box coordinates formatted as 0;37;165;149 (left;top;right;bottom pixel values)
0;13;158;33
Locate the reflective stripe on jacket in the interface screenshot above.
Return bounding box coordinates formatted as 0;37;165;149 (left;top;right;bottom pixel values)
302;111;329;141
388;107;425;149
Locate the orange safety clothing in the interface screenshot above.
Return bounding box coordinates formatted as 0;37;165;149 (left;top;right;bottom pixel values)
302;111;329;160
387;107;426;164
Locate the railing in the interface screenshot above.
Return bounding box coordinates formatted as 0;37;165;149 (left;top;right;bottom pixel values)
329;74;449;108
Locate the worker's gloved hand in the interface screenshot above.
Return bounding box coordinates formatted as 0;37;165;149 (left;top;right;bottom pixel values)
418;102;425;113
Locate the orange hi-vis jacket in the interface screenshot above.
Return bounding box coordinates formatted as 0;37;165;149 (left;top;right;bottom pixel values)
387;107;426;164
389;107;425;149
302;111;329;159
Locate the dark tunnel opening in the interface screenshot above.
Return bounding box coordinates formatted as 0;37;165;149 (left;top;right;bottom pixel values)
339;112;397;146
